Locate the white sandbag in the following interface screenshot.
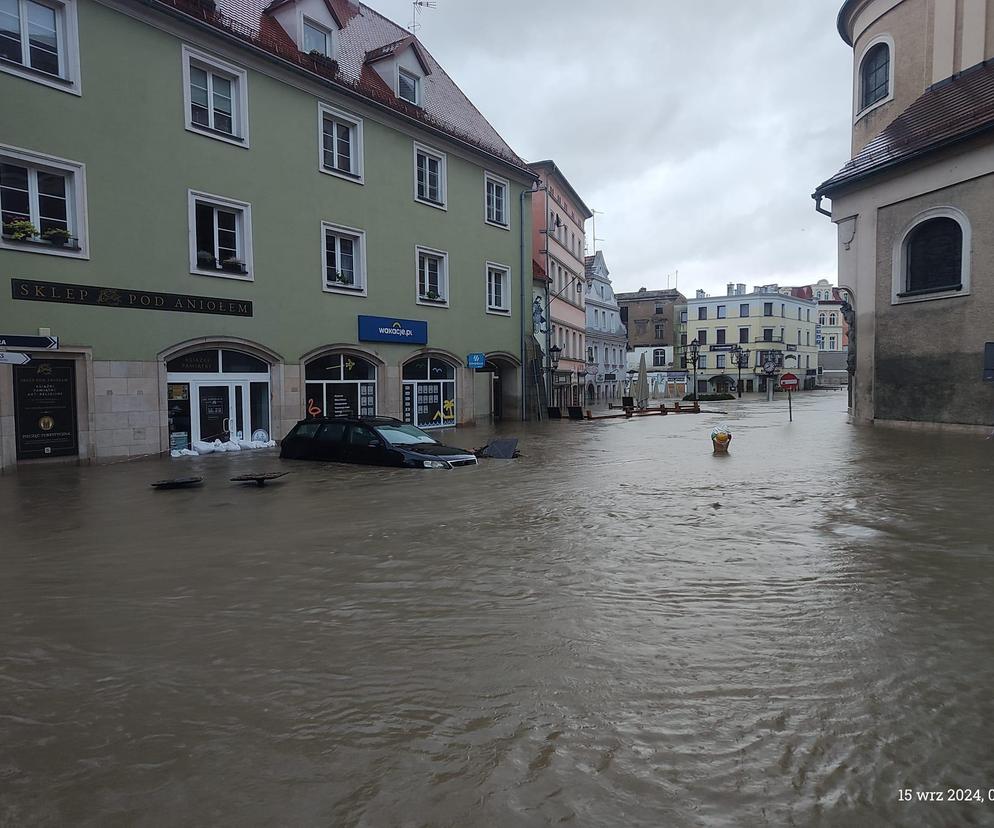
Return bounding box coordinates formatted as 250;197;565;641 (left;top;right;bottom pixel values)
192;440;215;455
221;440;241;451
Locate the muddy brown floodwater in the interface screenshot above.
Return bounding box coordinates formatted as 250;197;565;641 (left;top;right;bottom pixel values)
2;392;994;826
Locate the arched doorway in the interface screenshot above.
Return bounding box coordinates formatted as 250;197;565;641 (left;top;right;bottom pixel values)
304;353;377;419
402;356;456;428
166;347;272;448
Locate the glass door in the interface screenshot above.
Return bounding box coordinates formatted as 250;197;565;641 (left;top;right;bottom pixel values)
198;385;231;443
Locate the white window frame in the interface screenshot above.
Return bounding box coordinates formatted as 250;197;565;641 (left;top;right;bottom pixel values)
0;143;87;258
187;189;253;280
302;16;331;56
317;102;363;183
413;142;446;209
484;171;510;229
891;206;971;305
321;221;366;297
398;66;420;105
853;34;894;123
181;45;249;149
415;245;448;307
0;0;80;94
485;261;510;315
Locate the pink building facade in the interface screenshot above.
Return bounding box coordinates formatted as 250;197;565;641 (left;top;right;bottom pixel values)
528;161;593;408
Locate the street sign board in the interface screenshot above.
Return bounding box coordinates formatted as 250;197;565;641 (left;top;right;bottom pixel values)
0;351;31;365
466;352;486;369
0;334;58;349
780;372;799;390
709;344;737;351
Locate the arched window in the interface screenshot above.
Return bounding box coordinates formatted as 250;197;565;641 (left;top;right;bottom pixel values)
818;313;826;326
904;217;963;295
829;313;837;326
305;353;376;418
860;42;890;110
402;356;456;428
653;348;666;367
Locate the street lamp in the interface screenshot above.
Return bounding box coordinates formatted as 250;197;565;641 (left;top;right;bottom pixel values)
548;344;563;409
684;338;701;400
731;346;750;399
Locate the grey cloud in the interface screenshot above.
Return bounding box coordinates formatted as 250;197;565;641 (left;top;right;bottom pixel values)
373;0;853;295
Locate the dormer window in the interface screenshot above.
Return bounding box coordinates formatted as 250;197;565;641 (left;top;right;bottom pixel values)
303;18;330;56
398;68;419;105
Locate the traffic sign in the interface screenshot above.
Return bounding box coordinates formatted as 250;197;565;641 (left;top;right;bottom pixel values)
0;334;58;349
0;351;31;365
780;372;799;390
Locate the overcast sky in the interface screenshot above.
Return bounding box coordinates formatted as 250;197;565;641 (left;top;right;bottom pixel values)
372;0;854;297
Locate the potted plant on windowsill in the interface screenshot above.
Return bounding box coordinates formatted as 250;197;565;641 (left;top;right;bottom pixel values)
196;250;216;269
3;218;38;241
420;290;444;303
41;227;72;248
332;272;354;287
221;257;246;274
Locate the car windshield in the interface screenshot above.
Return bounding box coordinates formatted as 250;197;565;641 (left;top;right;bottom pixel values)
374;423;438;445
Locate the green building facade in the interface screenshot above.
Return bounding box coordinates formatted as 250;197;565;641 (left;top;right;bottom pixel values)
0;0;533;469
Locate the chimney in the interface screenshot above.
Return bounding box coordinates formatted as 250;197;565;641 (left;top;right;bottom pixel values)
695;289;706;299
737;283;746;295
726;283;734;296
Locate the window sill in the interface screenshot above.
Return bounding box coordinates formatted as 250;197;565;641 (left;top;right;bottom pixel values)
415;196;447;211
417;296;449;308
0;235;86;258
191;266;253;281
485;218;510;231
894;285;967;304
486;306;511;316
319;165;363;184
0;56;79;94
185;123;249;149
324;283;366;297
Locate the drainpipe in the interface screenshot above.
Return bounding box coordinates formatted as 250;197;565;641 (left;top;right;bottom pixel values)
814;194;832;218
519;186;529;421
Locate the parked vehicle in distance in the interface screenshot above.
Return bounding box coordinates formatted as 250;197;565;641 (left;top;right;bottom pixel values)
279;417;478;468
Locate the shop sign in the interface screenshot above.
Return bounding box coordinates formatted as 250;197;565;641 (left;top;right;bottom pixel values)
358;315;428;345
11;279;252;317
466;352;486;369
604;373;616;381
14;359;78;459
553;371;572;385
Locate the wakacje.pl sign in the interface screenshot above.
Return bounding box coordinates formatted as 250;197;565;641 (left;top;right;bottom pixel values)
357;315;428;345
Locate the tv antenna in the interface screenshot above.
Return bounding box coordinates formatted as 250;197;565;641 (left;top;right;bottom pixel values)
410;0;436;34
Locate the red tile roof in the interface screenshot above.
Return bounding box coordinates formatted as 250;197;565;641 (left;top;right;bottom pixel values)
814;61;994;198
154;0;528;171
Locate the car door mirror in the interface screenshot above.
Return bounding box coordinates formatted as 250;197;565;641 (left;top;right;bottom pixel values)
367;440;383;449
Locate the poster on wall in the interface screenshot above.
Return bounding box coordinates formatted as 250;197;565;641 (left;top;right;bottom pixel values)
14;360;78;459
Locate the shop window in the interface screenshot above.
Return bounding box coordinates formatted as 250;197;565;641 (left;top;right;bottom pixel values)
305;353;376;419
402;356;455;429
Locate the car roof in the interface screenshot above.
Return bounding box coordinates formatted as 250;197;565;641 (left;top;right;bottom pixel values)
294;416;403;426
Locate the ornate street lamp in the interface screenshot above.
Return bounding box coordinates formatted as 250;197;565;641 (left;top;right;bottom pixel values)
731;346;750;399
685;338;701;400
549;343;562;371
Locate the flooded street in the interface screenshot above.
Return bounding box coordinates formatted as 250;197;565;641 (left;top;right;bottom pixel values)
2;392;994;827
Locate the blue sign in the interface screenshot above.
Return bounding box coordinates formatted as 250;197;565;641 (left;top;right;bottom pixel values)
358;315;428;345
467;352;486;369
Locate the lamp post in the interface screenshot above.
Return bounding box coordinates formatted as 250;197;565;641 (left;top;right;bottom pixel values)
731;346;750;399
684;338;701;400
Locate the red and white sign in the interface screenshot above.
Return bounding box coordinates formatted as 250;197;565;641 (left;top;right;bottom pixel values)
779;372;799;390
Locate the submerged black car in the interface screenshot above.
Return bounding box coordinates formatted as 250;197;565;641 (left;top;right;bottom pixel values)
279;417;478;468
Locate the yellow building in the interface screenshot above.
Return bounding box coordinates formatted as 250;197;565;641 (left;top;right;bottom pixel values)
681;285;819;394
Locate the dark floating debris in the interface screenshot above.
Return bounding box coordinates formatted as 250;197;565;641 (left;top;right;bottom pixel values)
151;476;203;490
230;472;290;487
474;438;520;459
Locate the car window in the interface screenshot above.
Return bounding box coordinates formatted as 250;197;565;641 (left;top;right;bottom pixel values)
347;426;379;445
293;423;320;439
374;423;438;445
317;423;346;443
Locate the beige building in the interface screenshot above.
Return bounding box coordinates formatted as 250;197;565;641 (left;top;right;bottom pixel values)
615;288;686;351
814;0;994;431
685;286;819;395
